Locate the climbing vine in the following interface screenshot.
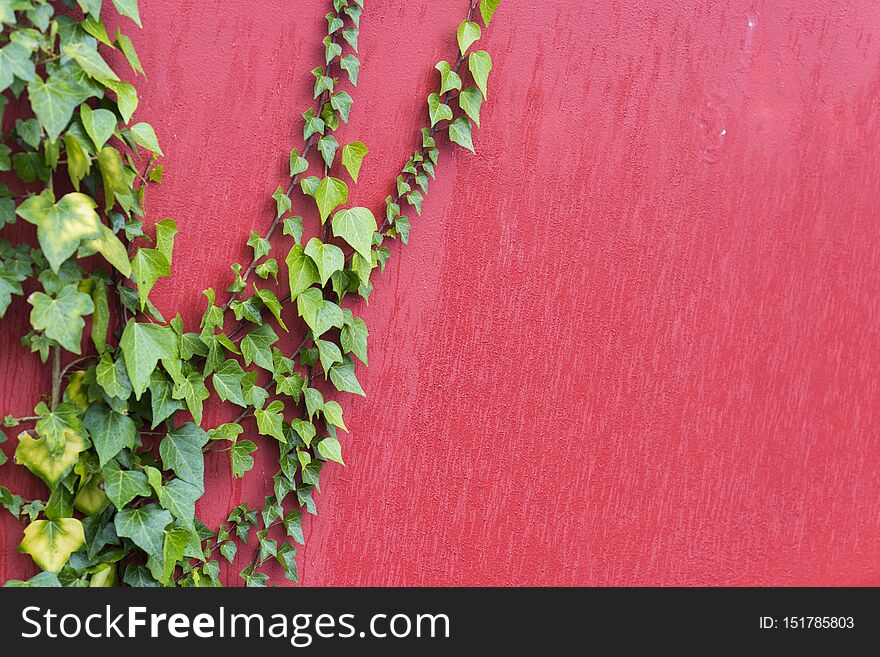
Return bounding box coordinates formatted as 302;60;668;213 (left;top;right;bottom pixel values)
0;0;500;587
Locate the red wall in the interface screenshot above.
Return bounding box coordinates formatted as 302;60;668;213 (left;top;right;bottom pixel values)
2;0;880;585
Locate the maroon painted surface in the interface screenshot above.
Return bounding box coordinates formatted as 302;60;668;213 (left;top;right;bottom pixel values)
2;0;880;585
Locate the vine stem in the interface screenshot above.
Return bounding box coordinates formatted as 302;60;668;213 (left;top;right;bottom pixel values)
59;355;97;380
50;346;61;409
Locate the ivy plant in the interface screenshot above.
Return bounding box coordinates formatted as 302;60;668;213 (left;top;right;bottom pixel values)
0;0;500;587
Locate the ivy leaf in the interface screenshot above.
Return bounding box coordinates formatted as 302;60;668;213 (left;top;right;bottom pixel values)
427;92;453;128
220;540;237;564
283;510;304;545
314;176;348;224
330;91;353;124
28;283;94;353
27;74;93;141
329;355;366;396
317;437;344;465
340;316;368;364
14;430;87;489
119;320;179;399
254;286;288;331
96;353;133;399
63;42;120;84
296;288;344;338
339;54;359;86
304;237;344;286
322;400;347;431
18;519;84;573
255;400;286;443
102;461;151;510
240;324;278;370
469;50;492;99
114;505;172;558
315;339;343;378
289;148;308;177
106;80;138;123
130;220;178;309
0;42;35;93
231;439;257;478
340;141;367;183
111;0;143;27
285;244;320;301
83;403;136;467
255;258;278;281
456;19;481;56
122;565;160;587
16;191;103;272
149;371;184;429
331;207;376;261
435;60;462;94
302;108;325;141
272;186;291;219
172;371;210;425
276;542;298;582
159;423;209;491
480;0;500;26
116;28;144;75
459;86;483;127
212;359;246;407
81;223;132;277
131;122;163;155
247;230;271;261
448;117;475;153
291;417;317;446
317;134;339;168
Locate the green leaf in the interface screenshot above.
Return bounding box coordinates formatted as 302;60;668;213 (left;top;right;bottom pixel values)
255;258;278;281
427;92;453;128
296;288;344;338
480;0;501;26
81;224;132;276
145;468;201;529
96;353;133;399
119;320;179;399
102;461;151;509
255;400;286;443
172;371;210;425
469;50;493;99
314;176;348;224
315;339;343;378
115;505;172;558
106;79;138;122
330;91;353;124
96;146;128;212
302;108;325;141
340;316;368;364
231;439;257;478
111;0;143;27
300;175;320;197
18;519;84;573
435;60;462;94
14;430;87;489
459;86;483;127
322;400;347;431
291;418;316;446
116;28;144;75
81;105;118;151
329;355;365;396
339;54;359;86
448;117;475;153
317;436;344;464
35;400;84;458
131;122;163;155
304;237;344;286
159;423;209;491
63;42;120;84
149;371;184;429
272;186;291;219
240;324;278;370
323;35;342;64
283;510;304;544
276;542;298;582
285;244;320;301
28;283;94;353
317;134;339;168
212;359;246;407
254;287;288;331
247;230;271;261
0;42;35;93
289;148;308;177
341;141;367;183
16;191;103;272
456;20;481;56
83;403;136;467
27;74;93;141
342;26;358;51
331;206;376;261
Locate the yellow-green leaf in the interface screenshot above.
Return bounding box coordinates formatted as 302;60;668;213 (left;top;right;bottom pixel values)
18;518;85;573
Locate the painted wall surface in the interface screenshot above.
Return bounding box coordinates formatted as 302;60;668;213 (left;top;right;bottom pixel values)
1;0;879;586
